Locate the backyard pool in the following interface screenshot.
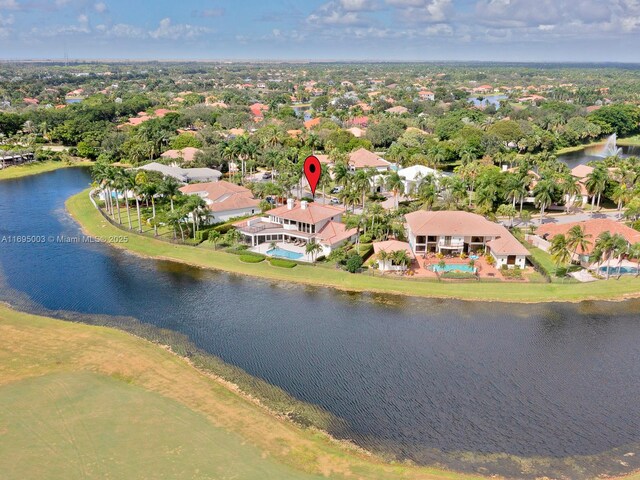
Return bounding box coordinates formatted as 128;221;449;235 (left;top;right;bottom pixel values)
430;263;476;273
599;266;639;276
267;247;304;260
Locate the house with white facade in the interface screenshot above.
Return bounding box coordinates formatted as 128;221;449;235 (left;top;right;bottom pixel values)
179;181;260;223
372;240;415;272
235;199;357;259
405;210;529;269
348;148;391;172
398;165;446;196
138;162;221;183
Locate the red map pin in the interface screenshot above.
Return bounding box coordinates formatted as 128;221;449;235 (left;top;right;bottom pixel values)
304;155;322;197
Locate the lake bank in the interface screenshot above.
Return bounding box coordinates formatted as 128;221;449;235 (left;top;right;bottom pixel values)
67;188;640;304
0;159;91;180
0;302;487;480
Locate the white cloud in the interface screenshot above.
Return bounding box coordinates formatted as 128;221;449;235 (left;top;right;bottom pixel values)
94;2;107;14
0;0;19;10
386;0;452;23
307;0;373;25
148;17;212;40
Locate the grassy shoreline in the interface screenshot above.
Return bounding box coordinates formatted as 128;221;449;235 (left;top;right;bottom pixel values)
67;189;640;303
0;159;92;180
0;302;487;480
555;135;640;155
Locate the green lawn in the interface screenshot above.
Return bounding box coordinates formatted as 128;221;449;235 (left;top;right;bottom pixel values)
0;372;322;480
0;160;92;180
67;188;640;303
0;303;485;480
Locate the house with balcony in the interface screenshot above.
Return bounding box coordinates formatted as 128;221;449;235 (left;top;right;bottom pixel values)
405;210;529;269
234;199;357;259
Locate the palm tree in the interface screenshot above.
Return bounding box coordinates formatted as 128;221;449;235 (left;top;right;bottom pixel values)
559;173;581;213
566;225;591;265
120;170;136;230
353;169;372;209
305;240;323;262
496;204;517;228
385;172;405;210
533;179;555;225
628;242;640;278
550;234;571;271
333;160;350;188
585;165;608;212
225;228;241;247
611;234;629;278
392;249;411;274
159;177;181;212
208;230;221;250
185;195;208;237
594;231;614;279
377;250;390;273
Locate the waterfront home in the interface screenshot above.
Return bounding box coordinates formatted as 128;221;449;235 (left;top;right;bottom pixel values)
160;147;203;163
348;148;391;172
533;219;640;266
179;181;260;223
235;199;357;258
405;210;529;269
373;240;415;272
138;162;222;184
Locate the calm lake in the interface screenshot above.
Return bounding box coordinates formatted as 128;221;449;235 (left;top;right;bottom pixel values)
1;168;640;479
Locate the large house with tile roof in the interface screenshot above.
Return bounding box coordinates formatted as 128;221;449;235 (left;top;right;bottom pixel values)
347;148;391;172
234;199;357;256
179;181;260;223
405;210;529;269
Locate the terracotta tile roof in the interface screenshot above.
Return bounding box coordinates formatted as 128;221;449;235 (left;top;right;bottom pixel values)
536;219;640;254
268;201;344;225
348;148;390;169
373;240;415;258
386;106;408;114
315;154;332;165
571;164;594;180
316;221;357;246
304;117;321;129
405;210;505;237
486;228;530;256
180;181;258;214
161;147;203;163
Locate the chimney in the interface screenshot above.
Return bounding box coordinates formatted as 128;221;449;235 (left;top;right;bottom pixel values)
301;200;308;210
287;198;295;210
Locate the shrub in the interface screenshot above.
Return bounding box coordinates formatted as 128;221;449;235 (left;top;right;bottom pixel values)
486;255;495;266
345;254;363;273
270;258;297;268
226;246;250;255
358;243;374;260
359;233;372;244
214;223;235;234
239;254;265;263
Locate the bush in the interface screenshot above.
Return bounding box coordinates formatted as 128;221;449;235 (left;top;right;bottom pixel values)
194;227;216;243
239;254;265;263
226;246;249;255
358;243;374;261
214;223;235;234
345;254;363;273
270;258;297;268
359;233;372;244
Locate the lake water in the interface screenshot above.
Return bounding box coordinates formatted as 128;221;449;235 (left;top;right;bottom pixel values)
558;144;640;169
1;168;640;479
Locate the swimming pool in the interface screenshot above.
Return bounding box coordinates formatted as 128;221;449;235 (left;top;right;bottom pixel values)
267;247;303;260
431;263;476;273
599;266;639;275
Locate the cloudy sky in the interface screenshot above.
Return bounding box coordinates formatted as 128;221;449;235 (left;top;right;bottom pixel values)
1;0;640;62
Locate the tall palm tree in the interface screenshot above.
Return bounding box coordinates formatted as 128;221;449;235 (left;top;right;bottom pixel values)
159;176;181;212
392;249;411;274
611;234;629;278
333;160;350;188
377;249;390;272
585;165;608;212
305;240;323;262
559;173;581;213
566;225;591;265
628;242;640;278
208;230;221;250
385;172;405;210
353;169;372;209
594;231;614;279
550;234;571;271
533;179;555;225
185;195;209;237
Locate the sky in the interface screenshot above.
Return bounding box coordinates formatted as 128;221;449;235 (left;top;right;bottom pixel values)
1;0;640;62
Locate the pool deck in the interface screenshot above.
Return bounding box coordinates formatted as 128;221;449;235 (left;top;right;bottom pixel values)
250;242;314;262
411;253;504;279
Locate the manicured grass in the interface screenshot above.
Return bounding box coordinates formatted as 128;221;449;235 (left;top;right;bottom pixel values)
0;304;485;480
240;253;265;263
270;258;298;268
67;189;640;303
0;160;92;180
617;135;640;147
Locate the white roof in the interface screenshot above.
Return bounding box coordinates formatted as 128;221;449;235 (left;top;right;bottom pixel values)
398;165;443;181
137;162;221;184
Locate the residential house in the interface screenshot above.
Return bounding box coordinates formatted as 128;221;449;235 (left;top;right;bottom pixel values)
138;162;221;183
235;199;357;257
179;181;260;223
161;147;203;163
386;106;408;115
348;148;391;172
534;219;640;266
405;210;529;268
398;165;446;195
373;240;415;272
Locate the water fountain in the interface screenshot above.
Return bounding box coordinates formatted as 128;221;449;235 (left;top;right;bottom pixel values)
597;133;623;157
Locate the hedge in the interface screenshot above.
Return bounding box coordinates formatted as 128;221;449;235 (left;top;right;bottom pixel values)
269;258;297;268
239;254;265;263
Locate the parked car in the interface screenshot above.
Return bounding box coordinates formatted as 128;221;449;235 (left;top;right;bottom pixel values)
265;196;275;204
330;186;343;194
262;172;272;180
330;198;341;205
